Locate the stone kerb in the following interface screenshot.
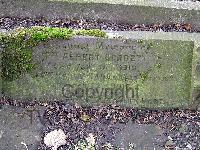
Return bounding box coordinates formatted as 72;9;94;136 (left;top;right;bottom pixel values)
0;39;2;99
0;0;200;28
1;30;197;108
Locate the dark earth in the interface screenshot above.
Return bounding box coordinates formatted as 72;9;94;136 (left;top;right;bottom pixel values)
0;97;199;150
0;17;199;33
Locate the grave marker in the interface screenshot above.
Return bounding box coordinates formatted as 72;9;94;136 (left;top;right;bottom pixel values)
2;35;195;108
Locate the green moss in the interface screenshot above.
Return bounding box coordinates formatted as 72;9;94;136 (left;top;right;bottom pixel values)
147;42;153;49
75;29;107;37
137;39;143;44
155;63;162;68
0;27;106;81
140;71;149;82
137;40;154;50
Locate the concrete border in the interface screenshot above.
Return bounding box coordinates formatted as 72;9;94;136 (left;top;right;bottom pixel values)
0;0;200;28
106;30;200;47
0;43;2;99
48;0;200;10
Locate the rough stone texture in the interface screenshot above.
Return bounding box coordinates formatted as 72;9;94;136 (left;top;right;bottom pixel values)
193;47;200;108
0;105;45;150
0;0;200;28
0;40;2;99
108;31;200;108
2;36;194;108
115;121;167;149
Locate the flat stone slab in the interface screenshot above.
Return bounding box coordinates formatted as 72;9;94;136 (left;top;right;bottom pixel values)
2;35;195;108
0;0;200;28
48;0;200;10
115;121;167;149
0;45;2;99
0;105;44;150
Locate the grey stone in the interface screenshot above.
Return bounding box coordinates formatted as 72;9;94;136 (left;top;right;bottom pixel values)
0;29;7;33
194;47;200;109
114;120;167;150
0;105;44;150
107;30;200;109
196;63;200;73
192;89;200;109
0;0;199;28
0;42;2;99
2;36;194;108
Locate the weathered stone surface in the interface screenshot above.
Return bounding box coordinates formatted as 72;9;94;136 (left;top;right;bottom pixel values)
193;47;200;108
0;105;44;150
108;31;200;109
0;0;200;28
115;121;167;149
0;42;2;99
2;36;194;108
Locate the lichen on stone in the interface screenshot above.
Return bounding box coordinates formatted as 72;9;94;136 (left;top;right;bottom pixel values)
44;129;67;150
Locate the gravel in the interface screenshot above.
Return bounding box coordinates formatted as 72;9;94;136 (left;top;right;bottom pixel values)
38;103;200;149
0;17;199;33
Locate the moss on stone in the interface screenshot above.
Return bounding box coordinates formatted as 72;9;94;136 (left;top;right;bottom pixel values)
0;27;106;81
75;29;107;37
